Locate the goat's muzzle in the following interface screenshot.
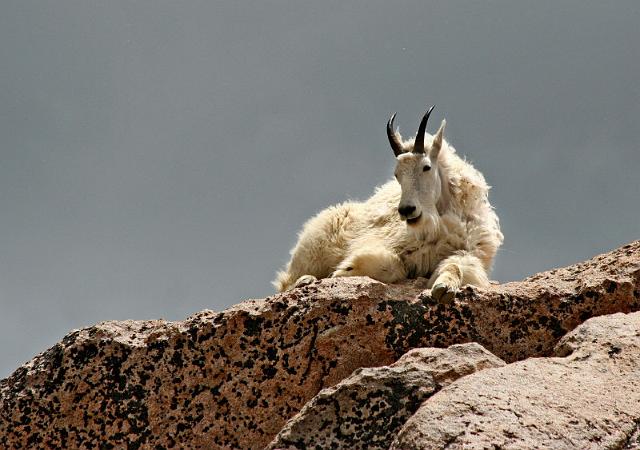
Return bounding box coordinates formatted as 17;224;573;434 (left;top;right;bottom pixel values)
398;205;422;225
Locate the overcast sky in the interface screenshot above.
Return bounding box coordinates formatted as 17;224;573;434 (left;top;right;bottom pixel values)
1;1;639;377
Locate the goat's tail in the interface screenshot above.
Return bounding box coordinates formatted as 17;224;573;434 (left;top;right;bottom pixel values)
272;269;293;292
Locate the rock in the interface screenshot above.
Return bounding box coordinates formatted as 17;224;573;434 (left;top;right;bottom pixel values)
391;312;640;449
0;241;639;449
267;343;505;450
626;427;640;450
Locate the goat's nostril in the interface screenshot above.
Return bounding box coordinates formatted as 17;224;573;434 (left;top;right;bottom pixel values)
398;205;416;217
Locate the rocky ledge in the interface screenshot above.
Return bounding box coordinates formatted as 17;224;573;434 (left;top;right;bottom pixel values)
1;241;639;449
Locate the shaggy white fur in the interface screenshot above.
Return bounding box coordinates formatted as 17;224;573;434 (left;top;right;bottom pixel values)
274;111;503;302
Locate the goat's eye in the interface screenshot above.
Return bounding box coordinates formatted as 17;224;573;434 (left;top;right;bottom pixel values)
423;165;431;172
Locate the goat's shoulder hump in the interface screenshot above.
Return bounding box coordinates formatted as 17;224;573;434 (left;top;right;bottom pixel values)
443;148;491;212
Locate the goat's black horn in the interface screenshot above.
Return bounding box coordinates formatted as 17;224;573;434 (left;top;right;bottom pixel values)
387;113;404;157
413;105;435;154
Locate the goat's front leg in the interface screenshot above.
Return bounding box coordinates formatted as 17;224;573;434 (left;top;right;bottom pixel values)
428;252;490;303
332;244;406;284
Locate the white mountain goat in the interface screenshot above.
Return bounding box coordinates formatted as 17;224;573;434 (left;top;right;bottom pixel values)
274;106;503;302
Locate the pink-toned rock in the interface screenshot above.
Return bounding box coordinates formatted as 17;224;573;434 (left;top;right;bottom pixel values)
268;343;505;450
627;428;640;450
391;312;640;449
0;241;639;449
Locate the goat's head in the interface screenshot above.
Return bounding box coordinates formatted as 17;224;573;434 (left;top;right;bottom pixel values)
387;106;446;226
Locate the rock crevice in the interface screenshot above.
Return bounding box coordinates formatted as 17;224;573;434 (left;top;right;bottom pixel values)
391;311;640;449
0;241;639;449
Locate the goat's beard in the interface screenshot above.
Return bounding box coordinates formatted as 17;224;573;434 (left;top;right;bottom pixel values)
406;206;441;242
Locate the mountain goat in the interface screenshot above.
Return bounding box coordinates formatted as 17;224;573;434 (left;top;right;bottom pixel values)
274;106;503;302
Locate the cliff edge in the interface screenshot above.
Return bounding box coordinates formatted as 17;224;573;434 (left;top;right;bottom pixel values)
1;241;639;449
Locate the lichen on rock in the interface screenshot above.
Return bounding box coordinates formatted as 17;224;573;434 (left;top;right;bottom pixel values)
391;311;640;449
0;241;639;449
267;343;505;450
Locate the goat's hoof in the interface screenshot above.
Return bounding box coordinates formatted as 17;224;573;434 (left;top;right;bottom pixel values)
293;275;317;289
431;283;457;304
331;268;352;278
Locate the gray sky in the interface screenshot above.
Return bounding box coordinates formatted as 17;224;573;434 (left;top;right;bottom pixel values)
1;1;639;377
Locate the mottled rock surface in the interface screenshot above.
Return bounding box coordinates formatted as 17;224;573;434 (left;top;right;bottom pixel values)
392;311;640;449
0;241;639;449
268;343;505;450
627;427;640;450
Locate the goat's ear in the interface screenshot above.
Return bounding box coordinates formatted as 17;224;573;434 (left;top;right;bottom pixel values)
431;119;446;159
